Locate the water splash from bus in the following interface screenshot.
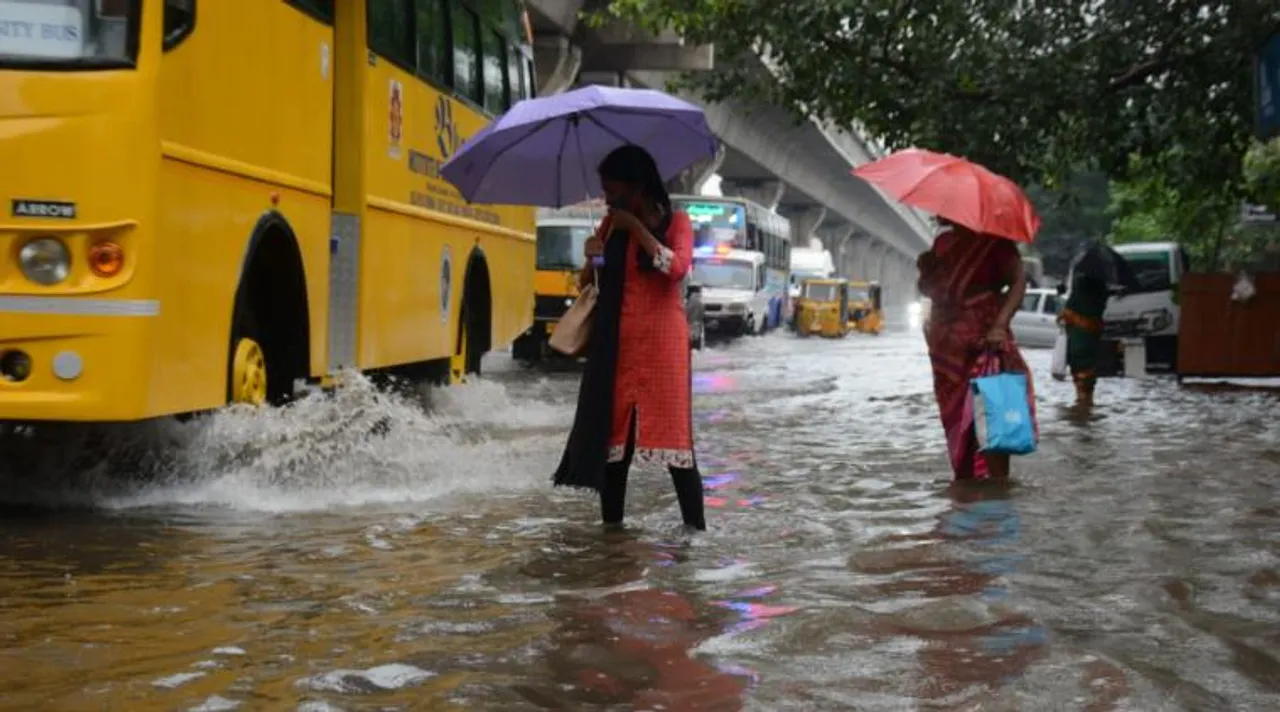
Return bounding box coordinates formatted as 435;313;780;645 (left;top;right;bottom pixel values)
0;372;572;513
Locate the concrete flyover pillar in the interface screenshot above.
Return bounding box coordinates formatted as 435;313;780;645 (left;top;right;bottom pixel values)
666;142;726;195
867;241;888;284
790;206;827;246
846;235;872;280
720;179;787;211
822;224;855;276
533;34;583;96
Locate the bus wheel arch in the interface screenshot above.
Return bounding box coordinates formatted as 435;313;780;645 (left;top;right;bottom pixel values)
228;212;311;405
451;246;492;382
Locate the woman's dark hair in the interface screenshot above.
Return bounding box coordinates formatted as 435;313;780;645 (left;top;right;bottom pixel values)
598;145;673;258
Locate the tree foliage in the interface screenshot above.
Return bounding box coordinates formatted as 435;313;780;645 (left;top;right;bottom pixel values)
604;0;1279;198
1244;138;1280;211
1108;142;1280;271
1023;171;1112;278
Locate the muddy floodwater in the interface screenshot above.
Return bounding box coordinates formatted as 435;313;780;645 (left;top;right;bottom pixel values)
2;330;1279;711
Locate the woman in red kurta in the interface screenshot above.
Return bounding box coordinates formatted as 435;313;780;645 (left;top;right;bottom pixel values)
553;145;705;530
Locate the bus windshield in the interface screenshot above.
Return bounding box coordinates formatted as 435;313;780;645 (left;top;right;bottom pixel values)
803;283;840;301
693;259;755;290
0;0;139;67
536;224;592;270
1120;249;1173;291
676;199;747;248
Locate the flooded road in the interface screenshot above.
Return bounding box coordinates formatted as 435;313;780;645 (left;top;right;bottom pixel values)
2;330;1279;711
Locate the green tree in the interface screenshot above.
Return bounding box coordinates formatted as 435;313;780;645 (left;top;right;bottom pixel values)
1244;137;1280;212
1025;171;1112;277
1108;143;1280;271
604;0;1279;198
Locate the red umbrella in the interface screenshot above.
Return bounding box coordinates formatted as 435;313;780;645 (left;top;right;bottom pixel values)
852;148;1041;243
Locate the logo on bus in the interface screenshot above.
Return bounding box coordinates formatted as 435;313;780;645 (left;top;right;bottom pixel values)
388;80;404;159
435;95;463;159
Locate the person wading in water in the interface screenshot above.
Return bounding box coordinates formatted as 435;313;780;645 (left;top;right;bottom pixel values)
552;145;705;531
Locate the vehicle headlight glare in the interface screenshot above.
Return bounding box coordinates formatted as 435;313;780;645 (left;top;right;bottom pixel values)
19;238;71;286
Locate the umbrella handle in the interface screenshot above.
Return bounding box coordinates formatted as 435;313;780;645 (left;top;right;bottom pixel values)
575;123;610;274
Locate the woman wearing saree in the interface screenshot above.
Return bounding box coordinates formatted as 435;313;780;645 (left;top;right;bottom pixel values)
917;219;1037;481
552;145;706;531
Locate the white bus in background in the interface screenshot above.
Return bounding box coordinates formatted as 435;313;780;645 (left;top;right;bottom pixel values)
672;195;792;331
693;245;771;337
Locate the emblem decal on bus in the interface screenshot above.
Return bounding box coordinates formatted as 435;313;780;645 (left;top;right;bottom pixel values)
12;200;76;219
389;79;404;160
435;95;462;159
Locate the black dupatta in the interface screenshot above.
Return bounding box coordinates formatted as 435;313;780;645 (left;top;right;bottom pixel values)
551;226;630;491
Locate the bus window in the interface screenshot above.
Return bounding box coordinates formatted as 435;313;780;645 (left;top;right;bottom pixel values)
525;57;536;97
415;0;445;80
507;44;525;107
482;31;506;113
163;0;196;50
368;0;414;68
451;1;481;103
288;0;334;23
536;224;592;270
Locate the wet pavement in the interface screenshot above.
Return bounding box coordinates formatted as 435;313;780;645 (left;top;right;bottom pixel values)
2;328;1279;711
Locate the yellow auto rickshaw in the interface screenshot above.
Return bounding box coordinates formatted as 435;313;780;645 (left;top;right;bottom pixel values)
848;280;884;334
793;278;850;338
512;207;598;362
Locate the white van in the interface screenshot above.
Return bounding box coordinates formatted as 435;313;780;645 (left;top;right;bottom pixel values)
1055;241;1189;374
788;247;835;299
693;246;771;337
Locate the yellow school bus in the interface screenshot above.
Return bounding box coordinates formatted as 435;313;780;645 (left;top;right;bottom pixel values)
0;0;537;422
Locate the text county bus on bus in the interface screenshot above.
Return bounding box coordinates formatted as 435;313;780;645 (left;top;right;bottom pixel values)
0;0;539;423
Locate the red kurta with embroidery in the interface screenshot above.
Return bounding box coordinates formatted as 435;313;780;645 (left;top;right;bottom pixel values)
606;211;696;468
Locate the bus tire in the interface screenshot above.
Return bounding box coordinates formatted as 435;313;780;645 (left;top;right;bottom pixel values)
228;304;268;406
227;220;310;406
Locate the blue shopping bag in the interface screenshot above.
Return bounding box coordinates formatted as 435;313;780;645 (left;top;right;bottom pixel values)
971;370;1037;455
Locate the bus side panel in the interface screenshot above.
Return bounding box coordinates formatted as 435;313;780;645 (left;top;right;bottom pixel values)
357;60;534;370
153;3;335;414
478;232;536;352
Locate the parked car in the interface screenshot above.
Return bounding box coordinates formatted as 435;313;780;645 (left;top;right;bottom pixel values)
685;279;706;350
1011;287;1062;348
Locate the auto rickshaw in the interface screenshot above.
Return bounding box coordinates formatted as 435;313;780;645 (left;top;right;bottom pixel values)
793;278;850;338
848;280;884;334
512;207;597;362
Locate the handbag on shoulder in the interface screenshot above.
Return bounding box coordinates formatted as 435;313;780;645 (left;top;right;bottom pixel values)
549;284;598;357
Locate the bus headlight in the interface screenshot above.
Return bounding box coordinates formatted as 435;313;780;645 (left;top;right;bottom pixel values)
19;238;71;286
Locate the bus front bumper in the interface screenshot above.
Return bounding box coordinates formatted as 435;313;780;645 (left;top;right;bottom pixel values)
0;310;152;423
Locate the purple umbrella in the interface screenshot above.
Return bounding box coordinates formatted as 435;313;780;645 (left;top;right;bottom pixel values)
440;84;719;207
